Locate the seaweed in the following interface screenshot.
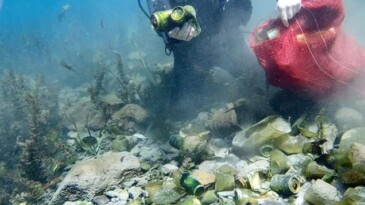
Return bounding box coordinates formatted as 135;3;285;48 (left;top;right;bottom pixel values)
88;65;106;108
0;71;76;203
113;51;130;101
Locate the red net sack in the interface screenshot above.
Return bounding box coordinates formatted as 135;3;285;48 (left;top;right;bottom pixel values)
249;0;365;99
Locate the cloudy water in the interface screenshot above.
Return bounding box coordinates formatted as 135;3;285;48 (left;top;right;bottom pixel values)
0;0;365;204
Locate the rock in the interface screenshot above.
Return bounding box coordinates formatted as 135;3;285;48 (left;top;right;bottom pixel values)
110;104;149;133
335;107;364;131
105;189;128;200
49;152;140;205
67;139;76;146
161;164;179;175
304;179;342;205
130;141;165;163
63;97;106;131
101;94;124;115
337;143;365;184
159;142;179;161
123;176;149;187
105;200;128;205
92;195;110;205
201;190;219;205
63;201;83;205
128;187;143;199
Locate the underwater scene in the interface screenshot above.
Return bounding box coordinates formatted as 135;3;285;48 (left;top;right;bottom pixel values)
1;0;365;204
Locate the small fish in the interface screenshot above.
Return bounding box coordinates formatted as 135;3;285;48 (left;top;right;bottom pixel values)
132;133;146;139
57;4;70;22
60;60;75;72
99;19;104;29
222;0;230;11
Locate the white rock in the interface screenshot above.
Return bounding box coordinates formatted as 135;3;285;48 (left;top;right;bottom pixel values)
66;139;76;146
304;179;341;205
335;107;364;130
105;190;119;198
128;187;143;199
68;131;78;139
116;189;129;201
161;164;179;175
49;152;140;205
237;159;270;177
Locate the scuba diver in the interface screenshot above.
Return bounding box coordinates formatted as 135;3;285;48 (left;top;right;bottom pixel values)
139;0;301;121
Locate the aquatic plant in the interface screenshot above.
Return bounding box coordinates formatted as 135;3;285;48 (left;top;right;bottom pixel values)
71;121;101;156
113;51;130;101
0;71;77;203
88;68;106;109
20;78;76;181
0;70;29;164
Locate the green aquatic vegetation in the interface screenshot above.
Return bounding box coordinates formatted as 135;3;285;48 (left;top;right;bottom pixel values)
21;88;72;182
88;53;108;113
113;51;130;102
0;71;77;203
72;123;101;156
293;109;327;139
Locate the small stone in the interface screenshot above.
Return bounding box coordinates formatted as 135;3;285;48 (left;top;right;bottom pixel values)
92;195;110;205
105;190;119;198
335;107;364;130
116;189;129;201
161;164;179;175
125;176;148;187
68;131;78;139
140;162;151;172
66;139;76;146
138;145;164;163
201;190;218;205
128;187;143;199
63;201;82;205
109;198;127;205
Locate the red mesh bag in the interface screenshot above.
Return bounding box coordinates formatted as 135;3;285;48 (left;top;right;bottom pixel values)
249;0;365;99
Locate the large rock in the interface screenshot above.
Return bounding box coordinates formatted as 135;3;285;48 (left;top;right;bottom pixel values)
334;107;364;131
304;179;342;205
49;152;140;205
109;104;150;133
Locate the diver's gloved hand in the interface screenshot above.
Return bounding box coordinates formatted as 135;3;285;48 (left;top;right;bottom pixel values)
276;0;302;27
168;22;198;41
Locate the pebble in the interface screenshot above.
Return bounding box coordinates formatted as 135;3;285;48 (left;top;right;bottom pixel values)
161;164;179;175
128;186;143;199
92;195;110;205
